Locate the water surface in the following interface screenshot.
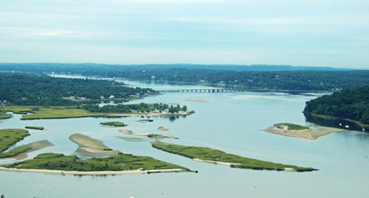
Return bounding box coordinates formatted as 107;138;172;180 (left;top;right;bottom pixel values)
1;78;368;198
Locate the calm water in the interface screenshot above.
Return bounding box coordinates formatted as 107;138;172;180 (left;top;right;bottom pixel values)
1;78;369;198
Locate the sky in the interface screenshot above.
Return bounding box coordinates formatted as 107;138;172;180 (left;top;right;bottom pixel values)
0;0;368;68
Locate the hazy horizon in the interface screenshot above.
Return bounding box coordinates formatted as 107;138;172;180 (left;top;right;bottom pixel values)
1;0;368;68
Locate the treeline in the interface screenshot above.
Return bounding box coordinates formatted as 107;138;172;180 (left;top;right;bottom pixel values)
1;63;369;91
82;103;187;113
0;73;155;106
304;86;369;124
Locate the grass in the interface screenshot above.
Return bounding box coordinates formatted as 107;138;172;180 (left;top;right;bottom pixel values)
152;142;316;172
100;121;127;127
0;129;30;153
4;153;189;172
25;126;45;130
0;113;11;119
3;106;35;114
0;145;32;159
4;106;105;120
274;123;309;130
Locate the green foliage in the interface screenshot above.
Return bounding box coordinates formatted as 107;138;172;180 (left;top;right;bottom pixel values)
100;122;127;127
0;145;32;159
274;123;309;130
0;113;11;119
6;153;189;172
82;103;185;114
16;106;104;120
304;86;369;124
152;142;315;172
0;73;156;106
147;134;177;139
25;126;45;130
3;64;368;91
0;129;29;153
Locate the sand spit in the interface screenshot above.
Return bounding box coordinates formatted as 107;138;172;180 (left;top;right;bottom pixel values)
0;167;185;175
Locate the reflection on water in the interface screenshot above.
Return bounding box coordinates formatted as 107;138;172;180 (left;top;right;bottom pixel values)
305;113;369;132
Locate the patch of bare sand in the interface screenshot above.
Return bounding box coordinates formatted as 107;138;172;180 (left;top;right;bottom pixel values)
185;99;210;103
0;167;185;175
264;125;346;140
69;134;120;156
15;140;53;160
158;126;169;131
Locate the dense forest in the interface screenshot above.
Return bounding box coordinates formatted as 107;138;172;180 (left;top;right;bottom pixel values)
0;73;155;106
304;86;369;125
1;63;369;91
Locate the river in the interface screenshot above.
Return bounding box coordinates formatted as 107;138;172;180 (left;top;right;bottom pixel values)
1;76;368;198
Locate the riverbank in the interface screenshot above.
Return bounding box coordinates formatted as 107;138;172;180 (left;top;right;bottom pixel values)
4;106;194;120
264;124;346;140
106;110;195;117
305;113;369;131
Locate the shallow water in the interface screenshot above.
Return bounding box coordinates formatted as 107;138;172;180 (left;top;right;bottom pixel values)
1;78;369;198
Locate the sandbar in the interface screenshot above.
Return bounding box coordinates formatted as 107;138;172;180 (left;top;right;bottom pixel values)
118;129;177;139
69;134;120;156
158;126;169;131
185;99;210;103
14;140;53;160
0;167;185;175
264;125;346;140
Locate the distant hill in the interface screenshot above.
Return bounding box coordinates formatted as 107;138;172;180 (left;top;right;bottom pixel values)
304;86;369;125
0;63;350;72
1;63;368;91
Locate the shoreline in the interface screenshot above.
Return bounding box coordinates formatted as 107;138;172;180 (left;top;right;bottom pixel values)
106;110;194;117
193;158;240;166
0;167;185;175
305;112;369;131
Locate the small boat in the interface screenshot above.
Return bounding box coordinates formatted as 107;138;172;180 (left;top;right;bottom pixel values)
345;125;349;128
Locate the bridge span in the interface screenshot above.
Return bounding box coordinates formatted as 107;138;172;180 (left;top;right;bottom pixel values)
158;88;331;94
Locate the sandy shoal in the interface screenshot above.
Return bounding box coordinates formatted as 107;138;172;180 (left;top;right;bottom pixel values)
15;140;53;160
264;125;346;140
0;167;184;175
193;158;240;166
158;126;169;131
185;99;210;103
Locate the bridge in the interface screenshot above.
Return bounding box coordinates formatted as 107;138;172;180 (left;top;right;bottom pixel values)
158;88;332;94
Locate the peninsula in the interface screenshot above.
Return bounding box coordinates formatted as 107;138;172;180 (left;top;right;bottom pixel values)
152;142;316;172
